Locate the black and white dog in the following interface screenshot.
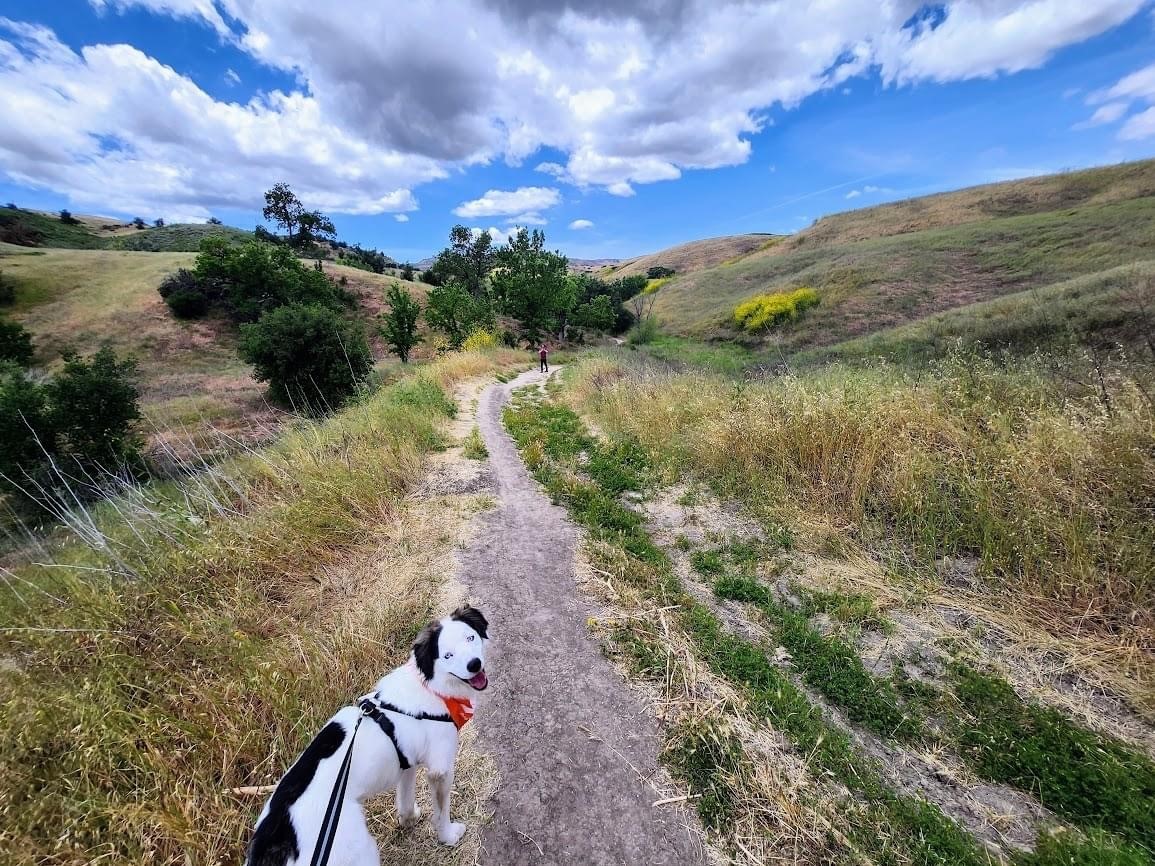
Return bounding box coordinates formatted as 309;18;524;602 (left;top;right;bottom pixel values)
245;606;490;866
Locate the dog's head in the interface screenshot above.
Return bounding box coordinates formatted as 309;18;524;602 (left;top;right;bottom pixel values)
412;605;490;696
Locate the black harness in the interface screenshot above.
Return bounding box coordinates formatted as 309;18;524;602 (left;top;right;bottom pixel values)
355;695;454;770
309;695;456;866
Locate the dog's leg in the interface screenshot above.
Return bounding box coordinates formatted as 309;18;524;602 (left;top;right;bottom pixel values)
428;768;465;846
395;767;421;827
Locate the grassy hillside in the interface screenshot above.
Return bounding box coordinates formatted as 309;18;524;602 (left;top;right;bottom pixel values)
1;245;435;454
649;159;1155;356
0;208;111;249
602;233;777;280
110;222;253;252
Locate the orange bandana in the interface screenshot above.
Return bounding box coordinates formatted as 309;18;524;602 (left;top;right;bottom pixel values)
441;696;474;730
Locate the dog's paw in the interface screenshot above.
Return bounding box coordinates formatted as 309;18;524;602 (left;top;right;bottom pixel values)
438;822;466;846
397;804;421;827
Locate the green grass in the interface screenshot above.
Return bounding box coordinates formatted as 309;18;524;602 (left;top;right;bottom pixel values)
109;223;253;252
463;425;488;459
640;333;758;375
948;665;1155;853
0;208;109;249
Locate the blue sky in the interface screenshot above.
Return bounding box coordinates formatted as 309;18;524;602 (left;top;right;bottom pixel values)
0;1;1153;263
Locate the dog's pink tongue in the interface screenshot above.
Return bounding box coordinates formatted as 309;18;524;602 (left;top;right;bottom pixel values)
468;670;488;690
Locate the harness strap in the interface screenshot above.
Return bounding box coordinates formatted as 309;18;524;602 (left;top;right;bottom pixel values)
375;698;454;725
357;699;413;770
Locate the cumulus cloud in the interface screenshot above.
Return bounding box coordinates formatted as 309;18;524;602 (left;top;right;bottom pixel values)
2;1;1148;211
568;219;594;230
845;189;861;199
0;18;434;218
845;184;892;199
394;213;409;223
453;186;560;218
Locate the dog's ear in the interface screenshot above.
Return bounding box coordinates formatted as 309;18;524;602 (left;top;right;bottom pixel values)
412;623;442;681
451;605;489;639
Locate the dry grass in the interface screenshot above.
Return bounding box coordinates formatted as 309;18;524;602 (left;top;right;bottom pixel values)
565;353;1155;684
601;234;775;281
0;350;522;865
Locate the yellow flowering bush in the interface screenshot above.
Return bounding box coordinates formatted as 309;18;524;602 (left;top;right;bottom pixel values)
733;287;819;332
461;328;499;351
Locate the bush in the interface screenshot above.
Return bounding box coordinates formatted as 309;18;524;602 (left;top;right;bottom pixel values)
48;347;143;474
239;304;373;412
462;328;499;351
734;287;819;332
0;317;34;366
0;271;14;305
59;209;78;225
132;217;147;229
192;237;343;323
627;316;660;345
647;266;675;279
158;268;213;319
0;347;143;507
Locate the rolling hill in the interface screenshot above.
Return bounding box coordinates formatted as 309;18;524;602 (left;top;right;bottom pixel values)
600;233;777;280
0;242;432;456
647;159;1155;358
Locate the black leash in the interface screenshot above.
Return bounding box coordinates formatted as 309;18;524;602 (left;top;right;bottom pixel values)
308;707;365;866
307;696;456;866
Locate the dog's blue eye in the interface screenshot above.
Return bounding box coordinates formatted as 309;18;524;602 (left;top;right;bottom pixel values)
444;652;453;659
467;635;474;642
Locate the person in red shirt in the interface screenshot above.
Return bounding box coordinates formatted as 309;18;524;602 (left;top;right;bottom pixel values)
538;343;550;373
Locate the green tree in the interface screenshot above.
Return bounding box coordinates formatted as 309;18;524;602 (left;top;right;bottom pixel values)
207;216;223;225
572;293;615;332
262;182;306;244
59;209;78;225
0;317;34;367
154;218;165;228
192;237;341;322
492;228;573;341
401;262;415;281
432;225;495;300
424;282;491;348
295;210;336;249
239;304;372;413
380;282;422;362
47;347;142;474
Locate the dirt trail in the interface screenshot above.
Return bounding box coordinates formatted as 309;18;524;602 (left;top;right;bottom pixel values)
459;368;705;866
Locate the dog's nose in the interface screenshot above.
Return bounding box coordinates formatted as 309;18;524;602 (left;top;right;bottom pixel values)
467;658;482;674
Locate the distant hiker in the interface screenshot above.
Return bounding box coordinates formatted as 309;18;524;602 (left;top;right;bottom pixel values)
538;343;550;373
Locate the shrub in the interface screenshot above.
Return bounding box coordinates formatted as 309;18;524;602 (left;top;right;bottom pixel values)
158;268;213;319
132;217;147;229
239;304;373;412
47;347;143;475
207;217;222;225
461;328;499;351
734;287;819;332
59;209;78;225
0;317;34;366
192;237;343;323
0;271;14;305
647;266;675;280
627;316;660;345
154;218;165;228
0;364;56;494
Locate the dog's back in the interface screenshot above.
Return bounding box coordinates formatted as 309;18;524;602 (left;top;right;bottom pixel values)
246;720;348;866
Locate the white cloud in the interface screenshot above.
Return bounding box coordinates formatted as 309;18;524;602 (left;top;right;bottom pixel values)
1;1;1148;209
453;186;560;218
1078;61;1155;138
845;189;861;199
224;67;240;85
568;219;594;230
846;184;892;199
1121;106;1155;140
394;213;409;222
0;19;434;217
